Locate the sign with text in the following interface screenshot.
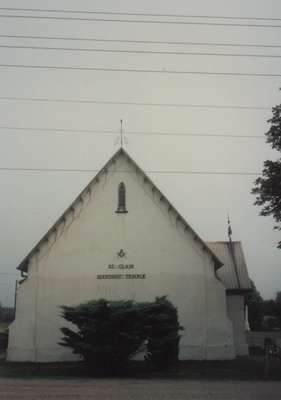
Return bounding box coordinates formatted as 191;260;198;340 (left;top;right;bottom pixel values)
97;273;146;280
96;261;146;280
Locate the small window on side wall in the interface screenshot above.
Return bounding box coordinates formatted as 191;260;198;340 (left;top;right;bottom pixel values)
116;182;128;213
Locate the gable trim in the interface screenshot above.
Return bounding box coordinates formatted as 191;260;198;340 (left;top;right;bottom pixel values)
18;148;223;272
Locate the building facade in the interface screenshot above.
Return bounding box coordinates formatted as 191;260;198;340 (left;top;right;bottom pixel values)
7;148;251;362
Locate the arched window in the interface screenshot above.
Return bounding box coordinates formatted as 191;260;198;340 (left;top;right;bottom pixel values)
116;182;128;213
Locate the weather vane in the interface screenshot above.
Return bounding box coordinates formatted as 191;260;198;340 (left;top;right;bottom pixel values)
120;119;123;148
115;119;128;147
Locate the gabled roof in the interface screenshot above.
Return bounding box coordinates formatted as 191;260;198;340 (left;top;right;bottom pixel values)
207;241;252;291
18;147;224;272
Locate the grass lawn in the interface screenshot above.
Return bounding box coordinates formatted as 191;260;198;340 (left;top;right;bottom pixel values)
0;357;280;380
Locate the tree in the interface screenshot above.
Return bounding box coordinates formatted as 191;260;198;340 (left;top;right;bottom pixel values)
252;102;281;248
60;297;182;373
142;296;182;367
275;291;281;328
245;280;264;330
60;299;146;372
263;292;281;330
263;299;277;316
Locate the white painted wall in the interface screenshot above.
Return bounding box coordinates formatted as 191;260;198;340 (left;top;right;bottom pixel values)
8;152;235;362
226;294;249;356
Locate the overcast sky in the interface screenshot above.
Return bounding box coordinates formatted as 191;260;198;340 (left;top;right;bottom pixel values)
0;0;280;306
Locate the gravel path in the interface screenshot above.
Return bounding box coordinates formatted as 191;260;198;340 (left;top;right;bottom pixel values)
1;379;281;400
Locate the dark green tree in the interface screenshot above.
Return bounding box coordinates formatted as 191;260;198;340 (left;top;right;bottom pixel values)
60;297;182;372
60;299;146;372
252;102;281;248
263;299;277;316
275;291;281;328
245;280;264;330
142;296;182;367
263;292;281;330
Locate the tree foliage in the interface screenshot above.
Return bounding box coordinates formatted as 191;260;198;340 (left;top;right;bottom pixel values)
268;291;281;328
275;291;281;327
252;103;281;248
59;297;182;372
245;280;264;331
142;297;182;366
246;281;281;331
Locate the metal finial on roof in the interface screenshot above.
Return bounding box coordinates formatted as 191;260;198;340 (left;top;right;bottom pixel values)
117;119;128;147
227;214;241;288
120;119;123;148
227;214;232;242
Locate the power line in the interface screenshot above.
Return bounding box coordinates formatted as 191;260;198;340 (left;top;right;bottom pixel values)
0;7;280;22
0;125;264;139
120;131;264;139
0;96;270;110
0;272;18;276
0;167;260;176
0;63;281;77
0;34;280;49
0;126;119;134
2;43;281;59
1;14;281;28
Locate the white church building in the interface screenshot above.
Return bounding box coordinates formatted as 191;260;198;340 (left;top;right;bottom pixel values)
8;148;251;362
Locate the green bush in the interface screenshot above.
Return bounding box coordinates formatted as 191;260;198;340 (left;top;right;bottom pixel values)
60;296;182;372
142;297;182;367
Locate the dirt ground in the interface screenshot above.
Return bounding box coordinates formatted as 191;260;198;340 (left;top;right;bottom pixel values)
1;378;281;400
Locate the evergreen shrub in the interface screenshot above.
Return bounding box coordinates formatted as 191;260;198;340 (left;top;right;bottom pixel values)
60;296;182;372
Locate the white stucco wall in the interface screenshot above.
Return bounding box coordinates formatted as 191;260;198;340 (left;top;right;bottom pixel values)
226;294;249;356
8;153;235;362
